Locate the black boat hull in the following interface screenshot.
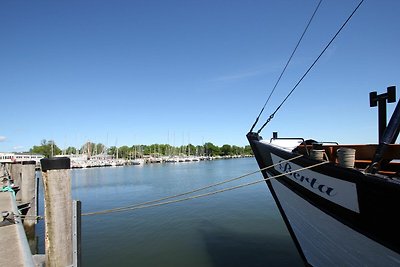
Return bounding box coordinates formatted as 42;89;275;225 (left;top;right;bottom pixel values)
247;132;400;266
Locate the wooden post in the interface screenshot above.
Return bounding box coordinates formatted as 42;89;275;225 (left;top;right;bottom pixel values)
10;162;22;201
41;157;72;267
21;160;36;227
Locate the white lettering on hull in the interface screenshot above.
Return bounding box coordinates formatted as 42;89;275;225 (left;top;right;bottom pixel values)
271;154;359;213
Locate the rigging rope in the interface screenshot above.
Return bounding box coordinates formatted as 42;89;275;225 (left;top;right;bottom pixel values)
6;155;301;221
257;0;365;134
82;158;327;216
82;155;302;215
250;0;323;133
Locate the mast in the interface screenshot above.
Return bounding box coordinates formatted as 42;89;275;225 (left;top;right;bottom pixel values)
51;141;54;157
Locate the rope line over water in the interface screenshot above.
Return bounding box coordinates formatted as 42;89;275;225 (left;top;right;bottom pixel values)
83;158;328;216
82;155;302;216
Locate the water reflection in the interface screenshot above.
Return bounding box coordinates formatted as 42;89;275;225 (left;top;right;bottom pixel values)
37;158;303;266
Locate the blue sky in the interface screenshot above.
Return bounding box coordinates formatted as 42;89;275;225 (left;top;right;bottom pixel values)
1;0;399;152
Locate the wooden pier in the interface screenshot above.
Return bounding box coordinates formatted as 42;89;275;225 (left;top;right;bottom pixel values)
0;191;35;267
1;158;80;267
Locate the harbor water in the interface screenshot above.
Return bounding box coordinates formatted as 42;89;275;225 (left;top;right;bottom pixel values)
37;158;302;266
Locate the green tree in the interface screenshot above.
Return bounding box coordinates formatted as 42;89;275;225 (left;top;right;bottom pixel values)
220;144;232;156
118;145;130;159
30;140;253;159
108;146;117;157
244;145;253;155
231;145;241;155
65;146;77;154
195;145;203;156
30;139;61;158
141;145;150;155
80;141;94;156
132;145;144;158
204;142;220;156
187;144;196;156
96;143;106;154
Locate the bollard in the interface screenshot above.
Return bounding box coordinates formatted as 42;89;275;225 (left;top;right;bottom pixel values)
41;157;72;267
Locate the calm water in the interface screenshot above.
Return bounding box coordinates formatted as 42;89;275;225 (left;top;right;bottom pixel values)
38;158;303;266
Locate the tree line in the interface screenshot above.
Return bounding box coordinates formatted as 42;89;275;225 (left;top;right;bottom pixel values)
30;139;253;159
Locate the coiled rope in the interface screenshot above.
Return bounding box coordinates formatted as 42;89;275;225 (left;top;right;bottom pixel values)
1;186;15;197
